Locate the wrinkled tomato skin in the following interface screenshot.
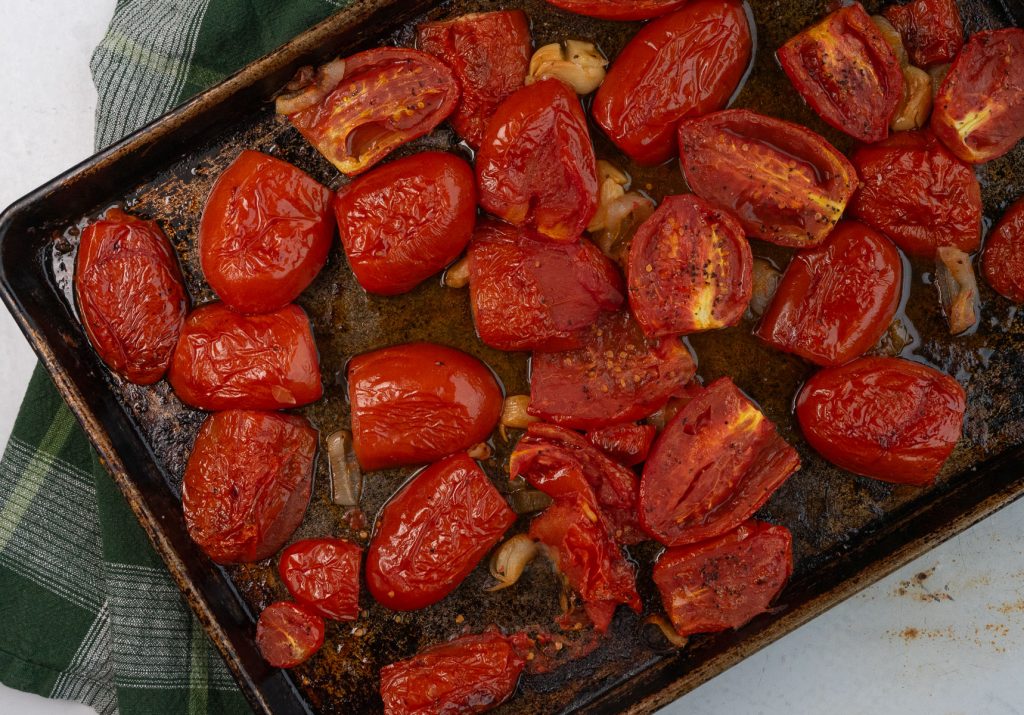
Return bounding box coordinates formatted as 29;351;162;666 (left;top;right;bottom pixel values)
639;378;800;547
849;130;982;257
286;48;459;176
417;11;532;149
930;29;1024;164
627;194;752;337
653;521;792;637
278;538;361;621
168;303;322;411
678;110;858;248
587;423;657;467
333;152;477;296
592;0;751;166
756;221;903;367
883;0;963;67
256;601;325;669
380;631;525;715
529;310;697;430
366;453;515;611
75;208;188;385
347;343;503;471
468;221;624;351
545;0;690;20
982;197;1024;303
476;78;598;241
795;357;966;485
777;3;903;143
199;150;333;314
182;410;316;564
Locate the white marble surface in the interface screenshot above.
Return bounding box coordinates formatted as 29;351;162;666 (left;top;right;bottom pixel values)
1;2;1023;715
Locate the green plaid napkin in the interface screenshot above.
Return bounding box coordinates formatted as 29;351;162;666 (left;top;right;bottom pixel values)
0;1;348;713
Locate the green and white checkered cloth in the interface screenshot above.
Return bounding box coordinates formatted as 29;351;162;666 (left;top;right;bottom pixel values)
0;2;349;713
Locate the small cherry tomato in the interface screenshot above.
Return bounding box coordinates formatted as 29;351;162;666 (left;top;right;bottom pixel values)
796;356;966;485
592;0;752;165
756;221;903;367
981;196;1024;303
256;601;324;669
284;48;459;176
544;0;690;20
930;29;1024;164
199;150;333;314
366;453;515;611
476;78;598;240
74;208;188;385
883;0;963;67
169;302;322;411
347;343;502;471
278;538;361;621
653;521;792;637
380;631;525;715
417;11;532;149
678;109;858;248
639;378;800;547
586;423;657;467
182;410;316;564
849;129;981;256
468;221;624;351
333;151;477;296
627;194;752;337
529;310;697;430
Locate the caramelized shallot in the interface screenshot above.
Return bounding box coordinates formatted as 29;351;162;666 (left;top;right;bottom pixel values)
935;246;979;335
643;615;689;648
746;258;782;320
275;58;347;115
327;429;362;507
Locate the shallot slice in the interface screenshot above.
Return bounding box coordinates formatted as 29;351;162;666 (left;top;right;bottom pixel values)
935;246;979;335
327;429;362;507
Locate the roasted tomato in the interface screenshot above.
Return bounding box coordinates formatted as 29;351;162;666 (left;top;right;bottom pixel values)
476;78;598;240
653;521;792;637
777;3;903;143
182;410;316;564
75;208;188;385
279;538;361;621
256;601;324;669
347;343;502;471
756;221;903;367
639;378;800;547
592;0;751;165
627;194;752;337
366;453;515;611
678;110;858;248
982;197;1024;303
468;221;624;351
930;29;1024;164
849;129;981;256
586;423;656;467
333;151;477;296
529;310;697;430
544;0;690;20
380;631;525;715
796;356;966;485
417;11;532;149
883;0;963;67
199;150;333;314
282;48;459;176
168;302;322;411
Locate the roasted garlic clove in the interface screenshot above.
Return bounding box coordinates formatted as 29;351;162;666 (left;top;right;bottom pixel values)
870;15;909;67
527;40;608;95
891;65;933;131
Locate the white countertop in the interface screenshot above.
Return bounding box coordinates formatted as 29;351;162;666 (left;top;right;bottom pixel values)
1;3;1022;715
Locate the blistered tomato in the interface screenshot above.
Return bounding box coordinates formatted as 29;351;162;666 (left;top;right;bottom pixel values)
982;197;1024;303
883;0;963;67
256;601;324;669
278;538;361;621
586;423;657;467
544;0;690;20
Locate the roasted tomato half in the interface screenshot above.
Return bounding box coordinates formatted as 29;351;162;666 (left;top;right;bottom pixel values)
366;453;515;611
796;357;966;485
653;521;792;637
168;302;322;411
468;221;624;351
777;3;902;143
282;48;459;176
417;11;532;149
678;110;858;248
476;78;598;240
199;150;333;314
279;538;361;621
256;601;324;669
544;0;690;20
380;631;526;715
182;410;316;564
333;151;477;296
756;221;903;367
849;129;981;256
75;208;188;385
982;197;1024;303
347;342;502;471
883;0;963;67
627;194;752;337
586;423;656;467
930;29;1024;164
639;378;800;547
592;0;751;166
529;310;697;430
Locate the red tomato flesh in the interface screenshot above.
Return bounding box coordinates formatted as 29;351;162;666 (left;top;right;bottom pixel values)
982;197;1024;303
586;423;656;467
883;0;964;67
279;538;361;621
545;0;690;20
256;601;325;669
